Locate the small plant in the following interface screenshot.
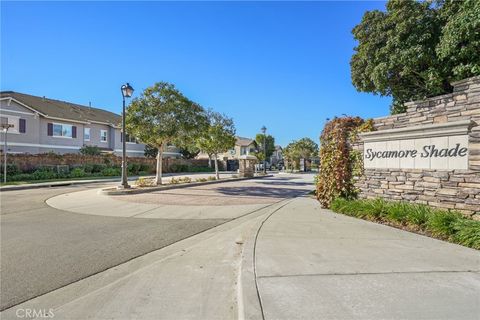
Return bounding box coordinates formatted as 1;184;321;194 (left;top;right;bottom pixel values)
426;210;462;239
136;177;155;187
180;177;192;183
32;169;57;180
101;167;120;176
330;197;480;250
406;204;430;227
170;177;180;184
207;176;217;181
196;177;208;182
70;168;87;178
452;219;480;250
80;145;102;156
386;201;409;223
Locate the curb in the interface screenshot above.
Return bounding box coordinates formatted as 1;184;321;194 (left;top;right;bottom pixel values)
100;175;274;196
0;177;129;192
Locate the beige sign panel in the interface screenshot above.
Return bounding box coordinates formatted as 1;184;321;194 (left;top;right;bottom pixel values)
363;135;469;170
360;120;473;170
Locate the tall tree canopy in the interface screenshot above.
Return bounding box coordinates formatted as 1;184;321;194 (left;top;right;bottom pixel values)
283;138;319;171
254;134;275;162
351;0;480;114
196;110;236;180
126;82;207;185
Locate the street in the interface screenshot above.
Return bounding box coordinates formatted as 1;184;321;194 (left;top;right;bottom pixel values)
0;174;314;312
1;173;479;320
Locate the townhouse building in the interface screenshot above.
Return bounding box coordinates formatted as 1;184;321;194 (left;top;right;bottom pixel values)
0;91;181;157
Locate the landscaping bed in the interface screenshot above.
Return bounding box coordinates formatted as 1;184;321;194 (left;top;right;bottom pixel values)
331;197;480;250
101;174;271;195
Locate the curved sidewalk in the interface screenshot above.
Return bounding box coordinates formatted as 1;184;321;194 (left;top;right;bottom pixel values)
253;197;480;320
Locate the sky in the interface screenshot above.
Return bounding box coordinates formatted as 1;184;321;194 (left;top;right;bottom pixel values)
1;1;391;147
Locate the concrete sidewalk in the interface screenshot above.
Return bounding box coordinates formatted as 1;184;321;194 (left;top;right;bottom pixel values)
254;197;480;320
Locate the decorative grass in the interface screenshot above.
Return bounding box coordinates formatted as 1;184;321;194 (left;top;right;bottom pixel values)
331;197;480;250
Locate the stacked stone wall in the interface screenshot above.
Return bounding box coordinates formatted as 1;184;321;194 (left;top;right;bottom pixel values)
355;76;480;218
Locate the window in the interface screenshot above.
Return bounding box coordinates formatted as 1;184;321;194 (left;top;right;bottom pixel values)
125;133;137;143
100;130;108;142
53;123;72;137
240;147;247;155
84;128;91;141
0;116;19;133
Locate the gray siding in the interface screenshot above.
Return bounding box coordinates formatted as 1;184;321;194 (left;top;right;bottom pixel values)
1;99;147;156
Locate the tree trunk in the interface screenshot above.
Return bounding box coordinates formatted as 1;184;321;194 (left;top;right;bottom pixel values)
156;146;163;185
214;153;219;180
208;154;212;168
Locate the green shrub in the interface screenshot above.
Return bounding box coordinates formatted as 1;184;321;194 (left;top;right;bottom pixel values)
0;163;20;176
406;204;431;227
139;163;152;173
101;167;120;176
452;219;480;250
170;164;189;173
331;197;479;250
7;173;34;182
426;210;462;239
386;201;409;223
80;145;102;156
32;169;57;180
70;168;87;178
127;163;141;175
207;176;217;181
92;164;106;173
195;177;207;182
364;198;389;219
170;177;180;184
188;166;213;173
180;177;192;183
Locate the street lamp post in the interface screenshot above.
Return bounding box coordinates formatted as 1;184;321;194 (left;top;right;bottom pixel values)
120;83;134;189
1;123;14;184
261;125;267;174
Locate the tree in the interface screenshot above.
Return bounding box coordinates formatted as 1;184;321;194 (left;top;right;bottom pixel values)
126;82;207;185
283;141;300;171
254;134;275;162
293;138;319;172
351;0;480;114
436;0;480;81
144;144;158;158
283;138;319;171
196;110;236;180
178;145;200;159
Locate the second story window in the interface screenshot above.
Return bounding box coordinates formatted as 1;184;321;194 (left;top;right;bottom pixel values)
53;123;73;138
100;130;108;142
0;116;23;133
84;128;91;141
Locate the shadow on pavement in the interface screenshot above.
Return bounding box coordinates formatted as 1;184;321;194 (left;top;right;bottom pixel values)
215;186;310;198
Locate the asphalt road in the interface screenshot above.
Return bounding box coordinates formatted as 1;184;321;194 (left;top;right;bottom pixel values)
0;183;226;311
0;174;315;311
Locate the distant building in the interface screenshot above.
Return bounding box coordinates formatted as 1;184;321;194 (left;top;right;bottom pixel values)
270;145;283;166
197;136;258;171
197;136;258;160
0;91;182;158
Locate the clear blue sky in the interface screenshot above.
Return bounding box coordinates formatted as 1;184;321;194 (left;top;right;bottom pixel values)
1;1;391;147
